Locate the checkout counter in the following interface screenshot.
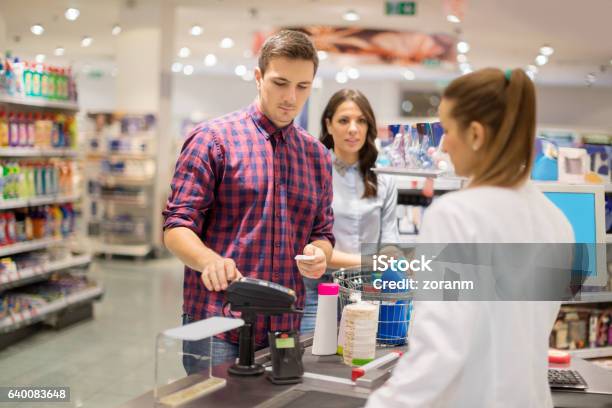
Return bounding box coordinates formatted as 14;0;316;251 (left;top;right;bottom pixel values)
119;335;612;408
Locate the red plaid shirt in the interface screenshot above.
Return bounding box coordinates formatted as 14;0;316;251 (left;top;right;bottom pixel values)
163;102;335;346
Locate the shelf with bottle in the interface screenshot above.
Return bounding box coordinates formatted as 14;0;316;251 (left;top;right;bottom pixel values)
0;53;78;107
0;276;102;334
0;252;91;291
0;108;78;152
551;305;612;358
0;204;77;257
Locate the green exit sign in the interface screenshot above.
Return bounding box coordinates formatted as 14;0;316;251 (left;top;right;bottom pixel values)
386;1;416;16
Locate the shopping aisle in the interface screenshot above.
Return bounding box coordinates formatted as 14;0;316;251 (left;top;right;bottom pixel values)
0;256;184;408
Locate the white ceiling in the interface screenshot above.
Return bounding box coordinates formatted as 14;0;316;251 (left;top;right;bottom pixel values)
0;0;611;86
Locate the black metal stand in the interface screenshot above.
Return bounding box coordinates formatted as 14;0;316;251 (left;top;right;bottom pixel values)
228;312;264;376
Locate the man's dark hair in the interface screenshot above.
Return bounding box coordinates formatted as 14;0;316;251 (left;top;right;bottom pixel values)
258;30;319;76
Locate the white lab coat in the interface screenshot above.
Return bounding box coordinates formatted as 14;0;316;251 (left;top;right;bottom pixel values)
366;182;574;408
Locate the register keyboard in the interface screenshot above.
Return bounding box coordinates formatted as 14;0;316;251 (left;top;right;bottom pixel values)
548;369;588;390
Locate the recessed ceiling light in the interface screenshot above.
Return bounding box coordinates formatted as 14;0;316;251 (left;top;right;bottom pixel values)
220;37;234;49
335;71;348;84
539;45;554;56
456;54;467;63
81;36;93;47
447;14;461;23
234;65;247;76
403;70;415;80
526;70;535;80
54;47;65;56
183;65;194;75
65;8;80;21
190;25;203;36
178;47;191;58
112;24;122;36
535;54;548;66
526;64;538;74
317;50;328;61
347;67;360;79
204;54;218;67
35;54;45;63
343;10;360;22
457;41;470;54
171;62;183;73
30;24;44;36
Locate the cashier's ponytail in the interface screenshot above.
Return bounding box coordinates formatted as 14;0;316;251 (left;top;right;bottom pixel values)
443;68;536;188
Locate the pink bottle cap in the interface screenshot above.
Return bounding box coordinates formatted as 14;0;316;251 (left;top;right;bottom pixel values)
318;282;339;296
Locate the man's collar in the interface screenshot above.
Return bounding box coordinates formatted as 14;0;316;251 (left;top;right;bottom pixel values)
248;101;293;141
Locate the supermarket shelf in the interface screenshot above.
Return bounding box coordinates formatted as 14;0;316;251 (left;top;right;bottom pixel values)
99;175;154;186
0;193;80;210
0;254;91;291
99;195;148;206
0;94;79;111
0;285;103;334
373;167;447;178
87;152;154;161
568;346;612;359
396;177;464;192
562;291;612;304
0;236;74;258
0;147;78;157
92;242;151;257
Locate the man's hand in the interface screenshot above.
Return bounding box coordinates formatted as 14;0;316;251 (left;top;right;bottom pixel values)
297;244;327;279
201;258;243;291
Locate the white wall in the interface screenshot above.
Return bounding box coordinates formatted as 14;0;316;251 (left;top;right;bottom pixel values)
77;74;117;112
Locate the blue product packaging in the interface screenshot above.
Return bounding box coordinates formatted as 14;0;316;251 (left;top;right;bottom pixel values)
377;264;411;345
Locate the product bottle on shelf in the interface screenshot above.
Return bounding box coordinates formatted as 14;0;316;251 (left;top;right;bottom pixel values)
33;113;43;147
14;209;26;242
0;110;8;146
26;113;35;147
8;112;19;147
41;64;49;99
23;62;33;96
5;211;17;243
32;64;41;97
48;67;57;100
24;207;33;240
12;57;24;98
53;114;64;148
0;212;7;245
49;114;58;148
3;54;15;95
18;112;28;147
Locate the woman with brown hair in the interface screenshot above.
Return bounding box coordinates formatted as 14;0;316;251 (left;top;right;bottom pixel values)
367;68;574;407
300;89;399;333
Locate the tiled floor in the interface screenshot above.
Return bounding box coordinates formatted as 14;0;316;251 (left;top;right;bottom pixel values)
0;256;185;408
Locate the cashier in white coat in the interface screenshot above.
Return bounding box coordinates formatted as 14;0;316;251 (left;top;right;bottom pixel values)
300;89;399;333
366;68;574;408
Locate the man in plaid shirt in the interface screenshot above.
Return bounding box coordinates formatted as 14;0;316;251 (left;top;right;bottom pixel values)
163;30;335;373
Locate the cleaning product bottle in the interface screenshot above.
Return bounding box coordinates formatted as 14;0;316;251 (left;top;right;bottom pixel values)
52;205;62;237
24;208;33;240
2;162;10;200
48;67;57;100
8;112;19;147
40;64;49;99
18;113;28;147
32;64;41;97
23;62;33;96
54;114;65;148
0;111;8;147
49;114;59;148
12;57;24;98
5;212;16;243
26;113;35;147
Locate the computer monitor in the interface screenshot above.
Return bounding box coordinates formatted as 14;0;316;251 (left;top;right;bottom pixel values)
536;182;607;287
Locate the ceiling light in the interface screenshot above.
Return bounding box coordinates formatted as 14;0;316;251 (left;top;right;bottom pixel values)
235;65;247;76
81;36;93;47
178;47;191;58
242;71;254;81
30;24;44;36
401;100;414;113
457;41;470;54
335;71;348;84
343;10;360;22
460;63;472;74
183;65;194;75
347;67;360;79
403;70;415;80
317;50;328;61
190;25;203;36
204;54;218;67
112;24;122;36
54;47;65;56
220;37;234;49
527;64;538;74
65;8;80;21
456;54;467;63
525;70;535;80
447;14;461;23
539;45;554;56
535;54;548;66
35;54;45;63
171;62;183;73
